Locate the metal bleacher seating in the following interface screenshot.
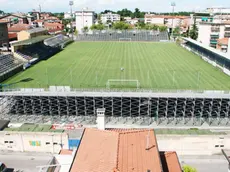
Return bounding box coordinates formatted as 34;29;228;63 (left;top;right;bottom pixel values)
0;54;23;81
18;42;61;60
75;30;169;42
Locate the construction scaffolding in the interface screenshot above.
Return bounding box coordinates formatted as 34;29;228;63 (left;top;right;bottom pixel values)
0;90;230;126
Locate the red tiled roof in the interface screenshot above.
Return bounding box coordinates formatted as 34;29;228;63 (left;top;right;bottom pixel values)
218;38;229;45
71;129;119;172
8;24;31;32
48;28;63;33
160;152;182;172
34;19;44;23
70;128;163;172
117;130;162;172
145;14;189;19
44;22;63;28
59;149;73;155
8;33;17;39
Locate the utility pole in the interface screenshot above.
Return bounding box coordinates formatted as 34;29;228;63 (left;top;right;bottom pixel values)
69;1;74;40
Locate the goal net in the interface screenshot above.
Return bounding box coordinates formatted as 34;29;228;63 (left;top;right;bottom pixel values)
119;38;132;42
106;79;140;89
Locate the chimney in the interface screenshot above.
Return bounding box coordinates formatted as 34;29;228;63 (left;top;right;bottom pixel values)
96;108;105;130
37;13;40;20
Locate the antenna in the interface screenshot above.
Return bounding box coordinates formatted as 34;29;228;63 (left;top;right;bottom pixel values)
145;129;151;150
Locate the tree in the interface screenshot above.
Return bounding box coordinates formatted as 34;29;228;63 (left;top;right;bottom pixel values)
159;26;168;32
112;21;131;30
189;19;198;40
82;26;89;33
173;26;181;36
90;24;105;30
134;8;141;18
182;165;197;172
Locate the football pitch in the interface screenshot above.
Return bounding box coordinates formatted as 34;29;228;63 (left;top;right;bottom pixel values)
4;42;230;90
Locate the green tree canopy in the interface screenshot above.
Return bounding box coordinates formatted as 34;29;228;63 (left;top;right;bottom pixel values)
173;26;181;36
90;24;105;30
182;165;197;172
189;19;198;40
159;26;168;32
112;21;132;30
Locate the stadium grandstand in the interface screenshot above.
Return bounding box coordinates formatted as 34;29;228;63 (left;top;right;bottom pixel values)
2;30;230;127
182;38;230;75
0;54;23;82
12;34;71;68
75;30;169;41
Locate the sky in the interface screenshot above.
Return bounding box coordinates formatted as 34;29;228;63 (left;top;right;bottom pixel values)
0;0;229;13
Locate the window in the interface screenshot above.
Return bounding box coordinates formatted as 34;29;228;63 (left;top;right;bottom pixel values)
53;142;58;145
46;142;50;145
220;145;224;147
215;145;219;147
4;141;8;143
9;141;13;143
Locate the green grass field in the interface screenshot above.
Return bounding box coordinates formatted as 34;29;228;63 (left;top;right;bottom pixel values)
4;42;230;90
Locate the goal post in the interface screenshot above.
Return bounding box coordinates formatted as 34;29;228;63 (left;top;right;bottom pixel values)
106;79;140;89
119;38;132;42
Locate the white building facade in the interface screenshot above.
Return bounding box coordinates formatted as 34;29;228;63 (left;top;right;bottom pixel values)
198;22;230;48
144;14;190;29
0;131;69;153
101;12;120;24
75;8;94;33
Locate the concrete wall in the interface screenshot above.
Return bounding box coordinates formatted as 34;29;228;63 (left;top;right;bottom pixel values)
0;132;69;153
156;135;230;155
17;31;30;41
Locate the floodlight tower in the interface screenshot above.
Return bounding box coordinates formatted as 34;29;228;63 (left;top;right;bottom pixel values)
69;1;74;40
171;2;176;33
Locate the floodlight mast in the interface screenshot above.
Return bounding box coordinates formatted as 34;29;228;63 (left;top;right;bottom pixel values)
69;1;74;40
171;2;176;36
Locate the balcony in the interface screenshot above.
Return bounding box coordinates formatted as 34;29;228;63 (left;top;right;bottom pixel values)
225;33;230;38
211;28;220;32
225;27;230;32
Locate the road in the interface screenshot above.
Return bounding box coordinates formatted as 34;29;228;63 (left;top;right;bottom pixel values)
179;155;228;172
0;151;53;172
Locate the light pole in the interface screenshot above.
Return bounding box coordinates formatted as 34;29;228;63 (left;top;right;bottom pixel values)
171;2;176;35
69;1;74;40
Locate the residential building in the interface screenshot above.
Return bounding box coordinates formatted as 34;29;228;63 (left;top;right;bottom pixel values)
75;8;94;33
206;7;230;14
0;14;29;27
217;38;229;52
64;12;75;19
0;123;69;153
0;22;9;47
17;28;47;41
144;14;190;32
125;17;139;25
70;128;182;172
101;12;120;24
197;22;230;48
